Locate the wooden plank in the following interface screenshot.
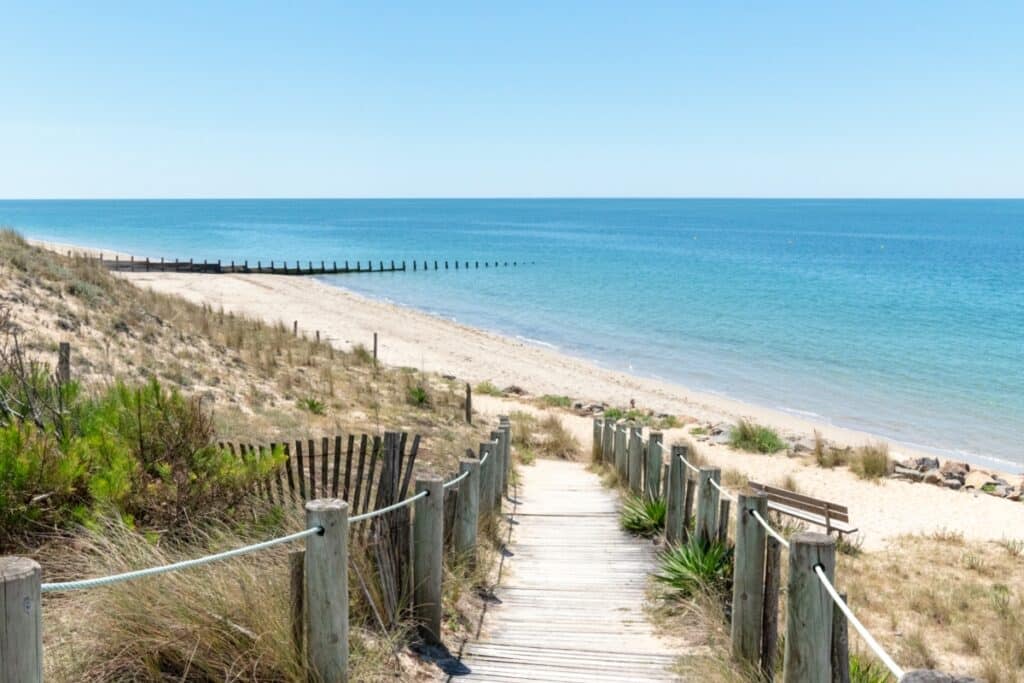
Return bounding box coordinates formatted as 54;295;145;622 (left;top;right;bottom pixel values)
783;533;836;683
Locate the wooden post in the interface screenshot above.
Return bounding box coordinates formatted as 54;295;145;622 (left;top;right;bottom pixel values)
695;467;721;546
454;459;481;567
304;499;348;683
478;441;496;519
413;477;444;644
57;342;71;384
783;533;836;683
665;445;686;544
1;557;42;683
646;432;663;499
627;425;642;494
373;332;378;364
601;419;612;466
614;422;627;482
592;417;602;462
293;320;298;336
289;550;305;658
831;591;851;683
465;382;472;424
717;499;731;543
761;535;782;679
682;475;696;540
315;330;320;344
731;492;768;666
499;416;511;496
490;429;504;506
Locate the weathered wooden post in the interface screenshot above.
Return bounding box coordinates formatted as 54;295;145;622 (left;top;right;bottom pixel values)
289;549;305;656
831;590;851;683
57;341;71;384
1;557;42;683
646;432;663;499
373;332;378;364
665;445;686;544
499;416;511;496
465;382;472;424
478;441;495;519
304;499;349;682
682;474;697;540
761;535;783;679
731;492;768;666
695;466;721;546
717;499;731;543
602;418;614;466
614;422;628;482
490;429;505;506
783;533;836;683
293;320;298;336
592;417;603;463
413;477;444;644
454;459;481;567
627;424;643;494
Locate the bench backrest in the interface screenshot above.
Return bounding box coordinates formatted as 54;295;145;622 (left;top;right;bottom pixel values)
748;481;850;523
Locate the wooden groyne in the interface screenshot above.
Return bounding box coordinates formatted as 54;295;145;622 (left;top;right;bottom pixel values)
94;254;531;275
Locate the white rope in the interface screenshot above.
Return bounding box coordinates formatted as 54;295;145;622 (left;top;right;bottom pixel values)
443;469;470;489
814;565;905;679
678;454;700;474
708;477;736;502
41;526;322;593
479;451;489;465
350;489;429;523
750;509;790;549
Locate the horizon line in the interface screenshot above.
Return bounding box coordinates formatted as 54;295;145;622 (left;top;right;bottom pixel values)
2;195;1024;202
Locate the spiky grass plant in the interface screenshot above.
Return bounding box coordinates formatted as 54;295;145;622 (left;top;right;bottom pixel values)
620;494;667;537
655;538;733;599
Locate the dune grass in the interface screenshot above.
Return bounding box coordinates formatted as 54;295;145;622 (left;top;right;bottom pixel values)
729;419;786;454
850;442;892;480
619;494;667;536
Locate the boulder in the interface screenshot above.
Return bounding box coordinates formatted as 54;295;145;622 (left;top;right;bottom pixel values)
964;470;997;490
940;460;970;480
908;457;940;472
791;436;817;454
942;478;963;491
922;469;944;485
893;465;925;481
1006;487;1022;502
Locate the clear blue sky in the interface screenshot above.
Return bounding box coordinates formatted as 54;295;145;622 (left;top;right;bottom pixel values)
2;1;1022;198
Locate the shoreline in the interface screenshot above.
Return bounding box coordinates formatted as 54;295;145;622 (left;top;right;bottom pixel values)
28;236;1021;476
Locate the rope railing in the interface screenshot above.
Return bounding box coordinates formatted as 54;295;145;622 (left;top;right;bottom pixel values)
348;488;428;523
40;526;323;593
678;453;700;474
443;469;470;490
708;476;736;502
815;565;905;679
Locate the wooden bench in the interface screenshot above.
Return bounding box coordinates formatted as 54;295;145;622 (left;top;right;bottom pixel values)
748;481;858;538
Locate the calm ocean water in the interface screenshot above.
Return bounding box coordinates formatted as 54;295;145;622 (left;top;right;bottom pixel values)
2;199;1022;471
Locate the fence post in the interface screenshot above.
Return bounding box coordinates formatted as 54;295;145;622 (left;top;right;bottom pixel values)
646;432;663;499
614;422;627;482
783;533;836;683
454;459;481;567
57;341;71;384
602;419;614;466
592;417;603;463
717;499;731;544
289;549;305;658
627;424;642;494
490;429;505;506
499;416;511;496
831;590;851;683
465;382;472;425
761;535;782;679
682;474;697;540
372;332;378;364
695;467;721;546
666;445;686;544
731;492;768;666
478;441;495;519
304;499;348;683
413;477;444;644
1;557;42;683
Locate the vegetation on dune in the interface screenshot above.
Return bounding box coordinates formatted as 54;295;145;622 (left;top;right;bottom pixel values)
850;442;892;480
510;410;580;460
655;538;734;599
729;419;786;454
539;393;572;408
473;379;503;396
619;494;667;536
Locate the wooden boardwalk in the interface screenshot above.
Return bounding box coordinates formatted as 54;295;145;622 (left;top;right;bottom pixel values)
456;458;680;682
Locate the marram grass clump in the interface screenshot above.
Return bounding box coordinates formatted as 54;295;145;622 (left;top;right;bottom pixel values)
729;419;786;454
620;494;667;537
655;538;734;599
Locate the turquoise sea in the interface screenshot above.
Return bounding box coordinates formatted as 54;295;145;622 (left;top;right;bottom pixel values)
1;199;1021;472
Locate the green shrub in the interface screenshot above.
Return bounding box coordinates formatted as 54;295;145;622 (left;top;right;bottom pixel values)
620;494;666;536
351;344;373;365
689;426;708;436
540;394;572;408
297;396;326;415
602;407;624;421
406;385;430;407
474;380;502;396
729;419;786;454
849;653;893;682
656;538;734;598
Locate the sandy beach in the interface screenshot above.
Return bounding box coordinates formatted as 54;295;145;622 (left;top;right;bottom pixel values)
97;267;1021;550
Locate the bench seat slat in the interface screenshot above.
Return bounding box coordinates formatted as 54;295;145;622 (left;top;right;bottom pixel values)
749;482;849;515
767;501;857;534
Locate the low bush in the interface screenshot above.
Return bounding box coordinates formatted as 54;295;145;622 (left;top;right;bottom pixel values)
655;539;733;598
474;380;503;396
620;494;666;536
297;396;326;415
406;385;430;407
539;394;571;408
851;443;891;480
730;419;786;454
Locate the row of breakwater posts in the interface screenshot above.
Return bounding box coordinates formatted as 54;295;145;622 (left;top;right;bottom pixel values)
0;417;517;683
89;252;533;275
590;416;976;683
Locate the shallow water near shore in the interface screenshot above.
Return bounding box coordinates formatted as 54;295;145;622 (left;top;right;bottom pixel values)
2;198;1022;471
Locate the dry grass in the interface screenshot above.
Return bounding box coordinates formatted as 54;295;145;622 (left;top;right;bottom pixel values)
509;410;580;460
849;442;892;481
